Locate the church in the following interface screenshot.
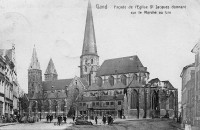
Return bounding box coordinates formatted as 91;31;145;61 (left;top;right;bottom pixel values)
28;1;178;119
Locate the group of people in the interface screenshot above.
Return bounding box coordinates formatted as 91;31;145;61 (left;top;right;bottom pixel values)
57;115;67;125
102;115;114;125
46;114;53;123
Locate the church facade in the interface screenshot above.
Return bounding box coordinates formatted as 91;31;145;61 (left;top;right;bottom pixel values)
28;1;178;119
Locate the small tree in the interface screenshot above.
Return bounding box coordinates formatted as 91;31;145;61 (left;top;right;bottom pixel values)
19;94;29;115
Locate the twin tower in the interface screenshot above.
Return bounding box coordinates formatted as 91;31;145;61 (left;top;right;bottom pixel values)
28;1;99;97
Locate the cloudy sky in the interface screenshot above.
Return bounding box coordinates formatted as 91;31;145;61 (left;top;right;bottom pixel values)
0;0;200;101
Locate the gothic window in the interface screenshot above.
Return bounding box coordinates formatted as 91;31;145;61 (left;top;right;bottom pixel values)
130;90;138;109
109;76;114;86
85;66;87;72
169;92;174;109
97;77;102;87
91;59;93;64
121;75;127;85
61;100;65;112
118;101;121;105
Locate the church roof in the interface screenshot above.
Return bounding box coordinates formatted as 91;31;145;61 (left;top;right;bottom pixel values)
0;49;13;61
44;58;57;75
42;79;73;91
42;77;88;91
96;55;148;76
81;1;98;56
29;46;40;70
77;94;124;102
86;82;126;91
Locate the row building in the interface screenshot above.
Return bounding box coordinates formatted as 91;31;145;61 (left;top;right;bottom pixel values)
0;44;23;121
181;42;200;128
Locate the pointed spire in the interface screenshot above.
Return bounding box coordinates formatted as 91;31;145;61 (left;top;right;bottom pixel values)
82;0;98;56
29;45;40;70
45;58;58;75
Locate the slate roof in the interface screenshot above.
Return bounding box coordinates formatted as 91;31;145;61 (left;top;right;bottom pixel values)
77;94;124;102
42;79;73;91
86;82;126;91
0;49;12;61
80;78;89;87
82;1;98;56
96;55;148;76
45;58;57;75
29;47;40;70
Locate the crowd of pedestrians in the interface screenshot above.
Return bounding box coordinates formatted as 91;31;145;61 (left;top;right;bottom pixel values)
102;115;113;125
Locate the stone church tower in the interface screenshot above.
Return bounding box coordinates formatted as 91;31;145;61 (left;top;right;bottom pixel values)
28;46;42;98
80;1;99;85
44;58;58;81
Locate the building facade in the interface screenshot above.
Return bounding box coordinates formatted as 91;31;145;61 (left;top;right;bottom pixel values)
76;1;178;119
180;63;195;125
28;47;88;118
0;44;20;118
191;43;200;127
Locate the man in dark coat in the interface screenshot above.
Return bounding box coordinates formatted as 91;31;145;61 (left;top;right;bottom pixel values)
102;115;106;125
63;116;67;123
95;115;98;124
50;115;53;123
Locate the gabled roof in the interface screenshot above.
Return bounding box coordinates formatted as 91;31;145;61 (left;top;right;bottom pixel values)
42;79;73;91
81;0;98;56
44;58;57;75
96;55;148;76
161;80;175;89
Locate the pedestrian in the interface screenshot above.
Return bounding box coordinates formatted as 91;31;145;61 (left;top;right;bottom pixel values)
63;116;67;123
50;115;53;123
95;115;98;124
102;115;106;125
107;115;111;125
73;115;75;122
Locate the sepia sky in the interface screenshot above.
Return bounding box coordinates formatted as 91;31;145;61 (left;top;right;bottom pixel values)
0;0;200;101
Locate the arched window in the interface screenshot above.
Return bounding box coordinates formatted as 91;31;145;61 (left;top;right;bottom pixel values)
52;100;57;112
121;75;127;85
108;76;114;86
97;77;102;87
169;92;174;109
130;90;138;109
61;100;65;112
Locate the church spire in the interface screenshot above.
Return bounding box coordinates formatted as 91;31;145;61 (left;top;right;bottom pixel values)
44;58;58;81
29;45;40;70
82;0;98;56
45;58;57;75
